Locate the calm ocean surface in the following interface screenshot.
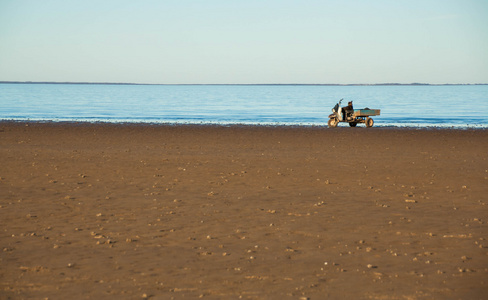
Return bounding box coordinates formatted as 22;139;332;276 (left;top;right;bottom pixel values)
1;83;487;128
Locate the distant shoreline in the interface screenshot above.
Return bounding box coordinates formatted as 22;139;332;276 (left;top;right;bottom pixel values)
1;81;487;86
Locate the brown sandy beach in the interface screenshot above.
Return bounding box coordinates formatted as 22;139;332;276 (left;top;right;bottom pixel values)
1;122;487;299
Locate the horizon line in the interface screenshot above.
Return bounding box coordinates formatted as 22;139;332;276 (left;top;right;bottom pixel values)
1;81;487;86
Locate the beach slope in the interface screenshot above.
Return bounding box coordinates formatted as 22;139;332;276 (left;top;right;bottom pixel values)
1;122;487;299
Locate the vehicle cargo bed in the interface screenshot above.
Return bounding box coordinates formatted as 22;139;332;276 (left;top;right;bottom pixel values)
353;109;381;117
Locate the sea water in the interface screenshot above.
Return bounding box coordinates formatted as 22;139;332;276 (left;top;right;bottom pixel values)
1;83;487;128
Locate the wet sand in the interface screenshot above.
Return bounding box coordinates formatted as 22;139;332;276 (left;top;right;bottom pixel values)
1;122;487;299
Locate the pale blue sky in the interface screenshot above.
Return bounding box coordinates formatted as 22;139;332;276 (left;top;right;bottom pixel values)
0;0;487;84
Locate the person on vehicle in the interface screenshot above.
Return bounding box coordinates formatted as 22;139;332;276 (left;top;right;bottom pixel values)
342;101;353;120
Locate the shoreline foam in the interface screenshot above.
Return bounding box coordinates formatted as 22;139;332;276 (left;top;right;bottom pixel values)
2;119;488;130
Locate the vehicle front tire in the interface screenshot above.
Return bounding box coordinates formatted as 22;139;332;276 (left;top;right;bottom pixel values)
328;118;338;128
349;122;357;127
365;117;374;128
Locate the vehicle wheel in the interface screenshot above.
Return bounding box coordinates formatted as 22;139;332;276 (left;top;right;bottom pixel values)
349;122;357;127
328;118;338;128
365;117;374;128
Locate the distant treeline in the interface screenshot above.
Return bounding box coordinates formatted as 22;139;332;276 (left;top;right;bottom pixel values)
0;81;486;86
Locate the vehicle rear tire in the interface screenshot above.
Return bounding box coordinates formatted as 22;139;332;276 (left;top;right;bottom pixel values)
365;117;374;128
328;118;338;128
349;122;357;127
